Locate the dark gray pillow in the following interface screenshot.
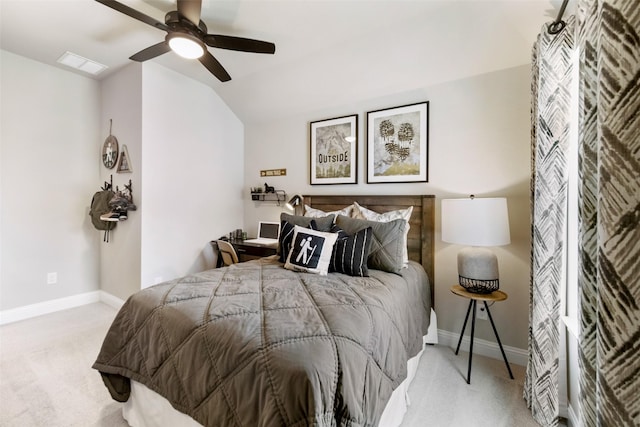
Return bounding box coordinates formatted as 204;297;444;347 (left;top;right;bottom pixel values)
278;213;334;256
335;215;405;274
280;212;334;231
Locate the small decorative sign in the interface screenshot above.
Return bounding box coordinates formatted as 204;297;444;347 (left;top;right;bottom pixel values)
102;119;119;169
260;168;287;177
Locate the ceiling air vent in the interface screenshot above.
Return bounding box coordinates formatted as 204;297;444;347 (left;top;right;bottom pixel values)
56;51;107;75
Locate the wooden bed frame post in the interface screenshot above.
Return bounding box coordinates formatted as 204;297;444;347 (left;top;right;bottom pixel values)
421;195;435;301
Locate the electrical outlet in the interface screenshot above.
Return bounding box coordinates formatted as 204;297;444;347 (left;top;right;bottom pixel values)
47;272;58;285
477;304;488;321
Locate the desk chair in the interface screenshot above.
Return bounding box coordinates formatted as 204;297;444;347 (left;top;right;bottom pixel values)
216;240;239;266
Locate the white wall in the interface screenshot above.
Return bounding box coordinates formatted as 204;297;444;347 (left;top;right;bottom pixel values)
0;52;244;310
243;65;532;351
99;63;143;301
139;63;244;287
0;50;100;310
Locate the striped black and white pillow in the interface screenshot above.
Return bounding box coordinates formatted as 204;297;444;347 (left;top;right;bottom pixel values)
328;224;373;277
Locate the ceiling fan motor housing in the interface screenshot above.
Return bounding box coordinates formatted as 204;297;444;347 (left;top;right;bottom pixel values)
165;10;208;35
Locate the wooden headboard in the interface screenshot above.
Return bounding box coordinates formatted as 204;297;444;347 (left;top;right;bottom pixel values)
299;195;435;303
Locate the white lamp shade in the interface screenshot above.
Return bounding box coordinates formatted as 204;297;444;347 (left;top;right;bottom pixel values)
441;198;511;246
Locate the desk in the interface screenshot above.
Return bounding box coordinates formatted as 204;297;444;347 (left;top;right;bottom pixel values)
451;284;514;384
213;239;277;266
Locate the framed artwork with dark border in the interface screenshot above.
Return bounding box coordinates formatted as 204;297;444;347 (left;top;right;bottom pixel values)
310;114;358;185
366;101;429;183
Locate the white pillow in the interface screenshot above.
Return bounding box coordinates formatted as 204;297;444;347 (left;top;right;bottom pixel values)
352;202;413;267
284;226;338;275
304;203;355;218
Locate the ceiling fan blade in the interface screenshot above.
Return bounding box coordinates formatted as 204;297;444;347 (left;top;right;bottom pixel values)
95;0;169;32
129;42;171;62
177;0;202;26
204;34;275;54
199;52;231;82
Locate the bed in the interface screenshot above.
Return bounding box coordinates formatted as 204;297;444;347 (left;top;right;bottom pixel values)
94;194;437;427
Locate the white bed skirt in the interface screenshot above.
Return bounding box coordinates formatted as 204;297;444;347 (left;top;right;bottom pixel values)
123;309;438;427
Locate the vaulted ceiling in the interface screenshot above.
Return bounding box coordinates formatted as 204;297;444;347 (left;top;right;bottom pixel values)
0;0;566;124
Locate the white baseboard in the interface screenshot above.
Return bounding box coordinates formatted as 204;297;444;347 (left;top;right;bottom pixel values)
0;290;124;325
99;290;125;310
437;329;528;367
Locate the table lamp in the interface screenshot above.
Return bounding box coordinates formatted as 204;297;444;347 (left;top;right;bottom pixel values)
441;196;510;293
286;195;302;211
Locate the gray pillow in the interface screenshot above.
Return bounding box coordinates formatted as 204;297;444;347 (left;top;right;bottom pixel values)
280;212;334;231
335;215;405;274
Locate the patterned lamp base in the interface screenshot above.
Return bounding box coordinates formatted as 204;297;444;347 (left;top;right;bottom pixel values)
457;247;500;294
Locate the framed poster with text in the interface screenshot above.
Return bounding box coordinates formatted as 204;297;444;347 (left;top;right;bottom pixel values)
310;114;358;185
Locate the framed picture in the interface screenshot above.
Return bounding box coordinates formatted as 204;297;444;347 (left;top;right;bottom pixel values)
367;101;429;183
117;144;132;173
310;114;358;185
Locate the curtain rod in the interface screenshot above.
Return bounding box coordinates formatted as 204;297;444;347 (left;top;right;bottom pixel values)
548;0;569;34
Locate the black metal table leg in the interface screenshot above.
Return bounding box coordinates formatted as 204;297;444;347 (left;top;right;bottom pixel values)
455;299;474;355
466;300;477;384
451;285;512;384
454;299;477;384
484;301;514;379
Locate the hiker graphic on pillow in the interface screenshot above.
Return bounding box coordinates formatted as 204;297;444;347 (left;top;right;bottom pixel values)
296;236;317;265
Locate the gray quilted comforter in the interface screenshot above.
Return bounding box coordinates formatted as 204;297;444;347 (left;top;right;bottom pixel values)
93;257;431;427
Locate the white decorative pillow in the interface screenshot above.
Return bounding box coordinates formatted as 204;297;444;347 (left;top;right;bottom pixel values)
284;226;338;275
352;202;413;267
304;204;355;218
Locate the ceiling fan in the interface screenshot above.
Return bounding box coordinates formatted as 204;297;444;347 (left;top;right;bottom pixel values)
95;0;275;82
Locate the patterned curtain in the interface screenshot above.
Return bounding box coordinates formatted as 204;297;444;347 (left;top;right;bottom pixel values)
577;1;640;426
525;16;575;427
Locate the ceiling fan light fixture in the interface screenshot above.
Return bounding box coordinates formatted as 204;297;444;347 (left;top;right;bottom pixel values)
167;33;205;59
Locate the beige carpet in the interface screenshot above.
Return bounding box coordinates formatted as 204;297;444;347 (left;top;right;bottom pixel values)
0;303;540;426
0;303;127;427
402;344;540;426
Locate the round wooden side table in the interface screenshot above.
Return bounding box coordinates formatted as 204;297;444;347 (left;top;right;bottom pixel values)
450;284;514;384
